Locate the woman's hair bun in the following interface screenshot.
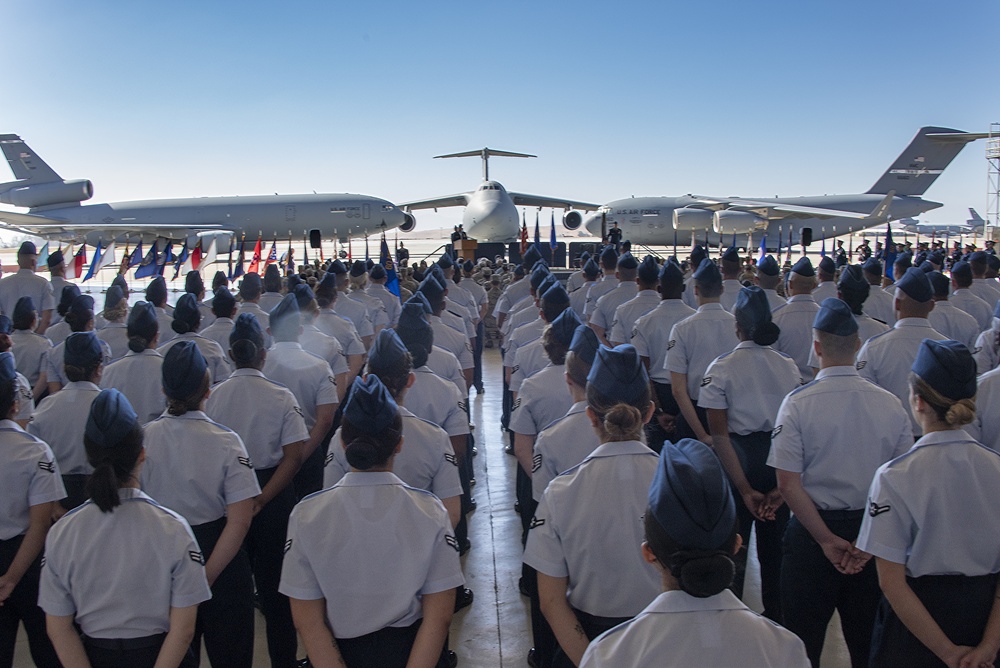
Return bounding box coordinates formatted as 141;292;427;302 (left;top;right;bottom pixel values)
669;550;735;598
345;435;381;471
751;321;780;347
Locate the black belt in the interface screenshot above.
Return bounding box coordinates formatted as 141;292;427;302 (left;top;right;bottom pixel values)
816;508;864;521
83;633;166;651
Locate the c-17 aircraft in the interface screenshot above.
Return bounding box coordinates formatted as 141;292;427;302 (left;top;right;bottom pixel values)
574;127;986;248
0;134;410;249
898;208;987;237
398;148;599;242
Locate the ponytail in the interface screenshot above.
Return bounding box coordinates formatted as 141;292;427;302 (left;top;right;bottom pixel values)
84;424;144;513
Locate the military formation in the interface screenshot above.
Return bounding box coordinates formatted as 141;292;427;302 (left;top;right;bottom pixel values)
1;233;1000;667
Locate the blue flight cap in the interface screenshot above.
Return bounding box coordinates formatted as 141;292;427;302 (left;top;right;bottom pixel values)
862;257;883;277
549;307;582;346
894;252;913;270
952;261;973;283
104;285;125;312
537;274;558;297
230;312;264;348
660;259;685;287
693;258;722;288
690;245;707;267
111;274;129;296
733;286;772;337
428;263;447;284
343;374;399;434
912;339;976;401
397;302;434;353
569;324;600;366
721;246;739;263
523;245;542;268
970;250;989;264
212;271;228;289
287;274;302;290
86;389;139;450
127;301;157;339
463;260;474;273
370;328;410;369
47;249;64;268
370;264;387;280
349;260;367;277
13;297;35;323
213;287;236;314
406;292;433;315
17;241;36;256
919;260;936;274
366;258;375;271
269;293;301;335
914;251;928;267
928;252;945;267
532;258;549;272
437;253;455;270
600;245;619;267
757;255;780;277
790;257;815;277
65;331;103;368
162;340;208;400
928;271;950;297
637;256;659;283
0;352;14;383
895;266;934;303
813;297;858;336
172;293;200;333
0;316;12;335
293;284;316;309
418;275;446;303
185;270;204;295
329;260;348;275
239;272;262;298
617;252;639;270
145;276;168;304
837;265;869;297
541;282;570;307
580;251;591;262
58;284;82;316
586;344;650;406
818;256;836;274
582;258;600;278
530;265;551;290
68;295;95;322
649;439;736;551
513;264;526;278
316;270;337;294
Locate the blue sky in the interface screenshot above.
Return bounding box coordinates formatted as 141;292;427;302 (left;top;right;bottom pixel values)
2;0;996;233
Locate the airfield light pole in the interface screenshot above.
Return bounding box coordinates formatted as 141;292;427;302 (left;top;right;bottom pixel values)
988;122;1000;241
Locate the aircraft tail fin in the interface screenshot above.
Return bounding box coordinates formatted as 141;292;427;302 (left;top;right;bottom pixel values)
970;208;984;222
0;134;62;184
867;127;986;197
433;147;536;181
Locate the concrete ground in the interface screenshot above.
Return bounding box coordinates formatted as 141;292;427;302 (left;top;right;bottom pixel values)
14;346;852;666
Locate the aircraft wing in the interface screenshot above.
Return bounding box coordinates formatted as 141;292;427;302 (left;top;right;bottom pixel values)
0;209;235;239
688;194;892;221
509;192;600;211
397;193;471;211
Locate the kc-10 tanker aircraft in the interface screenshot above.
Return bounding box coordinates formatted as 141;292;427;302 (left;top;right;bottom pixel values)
574;127;986;248
0;134;411;249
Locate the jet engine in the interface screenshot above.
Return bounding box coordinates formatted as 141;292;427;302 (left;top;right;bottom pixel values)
712;210;767;235
672;207;714;231
562;210;583;231
400;212;416;233
0;179;94;208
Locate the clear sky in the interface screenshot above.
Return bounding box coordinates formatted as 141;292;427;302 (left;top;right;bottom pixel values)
2;0;997;234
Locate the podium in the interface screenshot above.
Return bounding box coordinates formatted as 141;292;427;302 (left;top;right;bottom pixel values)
453;239;478;260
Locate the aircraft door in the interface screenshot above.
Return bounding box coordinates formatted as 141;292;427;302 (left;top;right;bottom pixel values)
363;204;370;220
286;206;296;222
801;228;813;246
309;229;322;248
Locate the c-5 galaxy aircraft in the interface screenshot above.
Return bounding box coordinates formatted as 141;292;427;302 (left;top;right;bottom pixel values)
399;148;598;241
575;127;986;248
0;134;409;248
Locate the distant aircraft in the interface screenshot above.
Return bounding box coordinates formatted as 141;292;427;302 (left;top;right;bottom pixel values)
899;208;986;237
0;134;408;249
576;127;986;248
398;148;598;241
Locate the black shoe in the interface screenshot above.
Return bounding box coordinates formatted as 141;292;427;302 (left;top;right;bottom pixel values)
470;477;476;487
454;587;474;612
467;497;477;512
459;538;471;556
504;444;514;455
527;647;539;668
296;659;312;668
514;501;521;515
476;386;484;395
442;649;458;668
519;576;530;597
471;446;478;457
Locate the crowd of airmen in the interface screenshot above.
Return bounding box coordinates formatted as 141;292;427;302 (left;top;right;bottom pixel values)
1;231;1000;667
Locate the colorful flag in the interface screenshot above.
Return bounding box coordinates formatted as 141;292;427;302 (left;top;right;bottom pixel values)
96;241;116;274
820;228;826;257
550;211;557;251
265;238;277;266
135;241;159;279
776;225;782;259
534;210;540;245
172;242;189;279
119;242;131;275
36;242;49;268
66;244;87;280
83;242;103;282
285;238;293;273
302;234;309;267
519;216;528;256
201;237;217;267
190;240;203;271
380;233;399;297
884;224;897;280
158;242;174;276
247;236;262;274
127;241;143;269
232;238;245;280
758;233;767;263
